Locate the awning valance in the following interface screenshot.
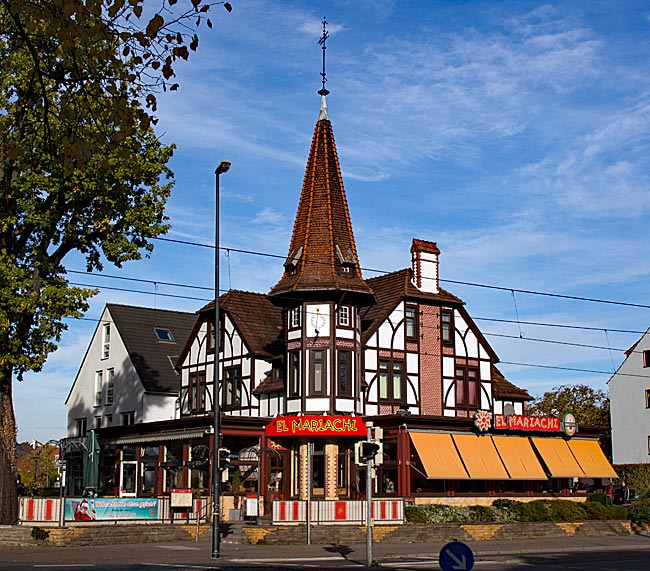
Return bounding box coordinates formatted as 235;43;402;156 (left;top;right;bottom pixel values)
452;434;509;480
108;428;209;445
567;439;617;479
531;437;585;478
410;432;470;480
491;436;547;480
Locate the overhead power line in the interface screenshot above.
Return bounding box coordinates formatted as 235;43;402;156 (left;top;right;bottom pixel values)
150;236;650;311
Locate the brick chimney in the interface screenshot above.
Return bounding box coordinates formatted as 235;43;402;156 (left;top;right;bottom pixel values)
411;238;440;294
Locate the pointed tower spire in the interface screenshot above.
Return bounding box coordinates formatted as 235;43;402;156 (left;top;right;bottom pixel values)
268;23;374;306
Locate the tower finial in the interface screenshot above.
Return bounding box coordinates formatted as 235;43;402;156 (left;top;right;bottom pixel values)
317;17;330;97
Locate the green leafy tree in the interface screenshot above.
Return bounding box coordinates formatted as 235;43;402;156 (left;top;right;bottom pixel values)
528;384;610;426
0;0;231;524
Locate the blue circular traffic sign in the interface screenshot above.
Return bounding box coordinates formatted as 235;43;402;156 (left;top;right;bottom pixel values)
439;541;474;571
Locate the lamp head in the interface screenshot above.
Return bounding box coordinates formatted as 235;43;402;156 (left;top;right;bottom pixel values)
215;161;231;175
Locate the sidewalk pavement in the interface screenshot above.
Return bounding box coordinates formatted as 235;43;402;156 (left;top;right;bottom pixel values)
1;533;650;568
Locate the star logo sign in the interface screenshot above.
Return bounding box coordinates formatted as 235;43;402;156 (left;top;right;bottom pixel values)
473;410;492;432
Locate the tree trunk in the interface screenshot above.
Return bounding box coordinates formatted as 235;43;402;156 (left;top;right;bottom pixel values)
0;364;18;524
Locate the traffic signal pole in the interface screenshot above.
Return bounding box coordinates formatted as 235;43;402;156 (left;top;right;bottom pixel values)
365;422;373;567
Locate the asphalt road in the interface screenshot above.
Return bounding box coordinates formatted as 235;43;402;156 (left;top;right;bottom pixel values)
2;534;650;571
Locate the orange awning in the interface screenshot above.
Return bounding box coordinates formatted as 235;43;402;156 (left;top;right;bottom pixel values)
452;434;509;479
492;436;548;480
567;439;618;479
531;437;585;478
410;432;470;479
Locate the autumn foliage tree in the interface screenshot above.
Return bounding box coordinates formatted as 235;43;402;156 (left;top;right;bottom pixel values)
0;0;231;524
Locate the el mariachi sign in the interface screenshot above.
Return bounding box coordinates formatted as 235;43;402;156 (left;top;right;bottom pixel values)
494;414;560;432
474;410;578;436
266;415;366;437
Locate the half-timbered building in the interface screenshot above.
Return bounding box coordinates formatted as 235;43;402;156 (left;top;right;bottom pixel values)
89;85;615;516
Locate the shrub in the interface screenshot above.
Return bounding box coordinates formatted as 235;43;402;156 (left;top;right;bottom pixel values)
516;500;553;522
582;501;610;520
608;505;628;520
491;499;520;523
404;506;428;524
467;505;496;523
628;504;650;524
587;493;607;505
31;527;49;541
547;500;587;521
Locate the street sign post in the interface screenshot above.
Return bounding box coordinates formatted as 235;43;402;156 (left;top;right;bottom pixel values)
439;541;474;571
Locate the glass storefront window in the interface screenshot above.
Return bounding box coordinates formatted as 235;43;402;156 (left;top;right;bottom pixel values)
165;442;183;490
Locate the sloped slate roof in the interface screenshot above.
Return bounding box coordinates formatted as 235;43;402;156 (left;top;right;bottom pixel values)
491;365;532;401
199;290;284;359
360;269;465;343
107;304;196;394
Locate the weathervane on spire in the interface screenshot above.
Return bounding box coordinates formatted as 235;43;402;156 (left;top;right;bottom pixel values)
318;17;330;96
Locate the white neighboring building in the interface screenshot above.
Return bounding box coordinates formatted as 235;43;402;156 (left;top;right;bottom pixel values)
66;304;196;437
609;328;650;464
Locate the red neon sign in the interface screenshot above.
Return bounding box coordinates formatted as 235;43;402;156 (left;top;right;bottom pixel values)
266;416;367;437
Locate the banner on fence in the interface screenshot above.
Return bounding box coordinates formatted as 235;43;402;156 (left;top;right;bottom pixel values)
65;497;159;521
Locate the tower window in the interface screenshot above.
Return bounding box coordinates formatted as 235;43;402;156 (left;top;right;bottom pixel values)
338;350;352;396
289;351;300;397
310;350;326;395
337;306;351;327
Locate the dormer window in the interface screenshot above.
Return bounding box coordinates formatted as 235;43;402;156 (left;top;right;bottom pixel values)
154;328;174;342
284;247;303;275
335;245;356;272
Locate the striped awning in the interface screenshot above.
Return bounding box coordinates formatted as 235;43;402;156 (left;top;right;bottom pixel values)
108;428;209;445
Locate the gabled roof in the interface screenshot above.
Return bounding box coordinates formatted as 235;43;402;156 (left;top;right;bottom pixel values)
491;365;532;401
269;103;374;305
360;268;465;343
196;291;284;359
107;304;197;394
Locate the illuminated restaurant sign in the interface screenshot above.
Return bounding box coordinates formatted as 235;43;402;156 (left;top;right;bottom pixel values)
494;414;560;432
266;415;366;437
474;410;577;435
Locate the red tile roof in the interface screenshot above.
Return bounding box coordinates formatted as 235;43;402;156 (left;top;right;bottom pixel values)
199;291;284;359
269;116;374;304
360;268;465;343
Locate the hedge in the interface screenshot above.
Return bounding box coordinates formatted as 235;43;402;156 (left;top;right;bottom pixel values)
404;499;628;524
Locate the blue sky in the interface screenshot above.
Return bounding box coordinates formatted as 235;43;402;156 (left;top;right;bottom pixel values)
16;0;650;443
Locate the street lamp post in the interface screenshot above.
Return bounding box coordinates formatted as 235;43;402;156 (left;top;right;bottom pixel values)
212;160;230;559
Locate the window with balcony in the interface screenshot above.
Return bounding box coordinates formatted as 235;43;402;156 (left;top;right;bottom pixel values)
75;417;87;437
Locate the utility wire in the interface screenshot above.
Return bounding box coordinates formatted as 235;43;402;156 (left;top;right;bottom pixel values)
151;236;650;311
